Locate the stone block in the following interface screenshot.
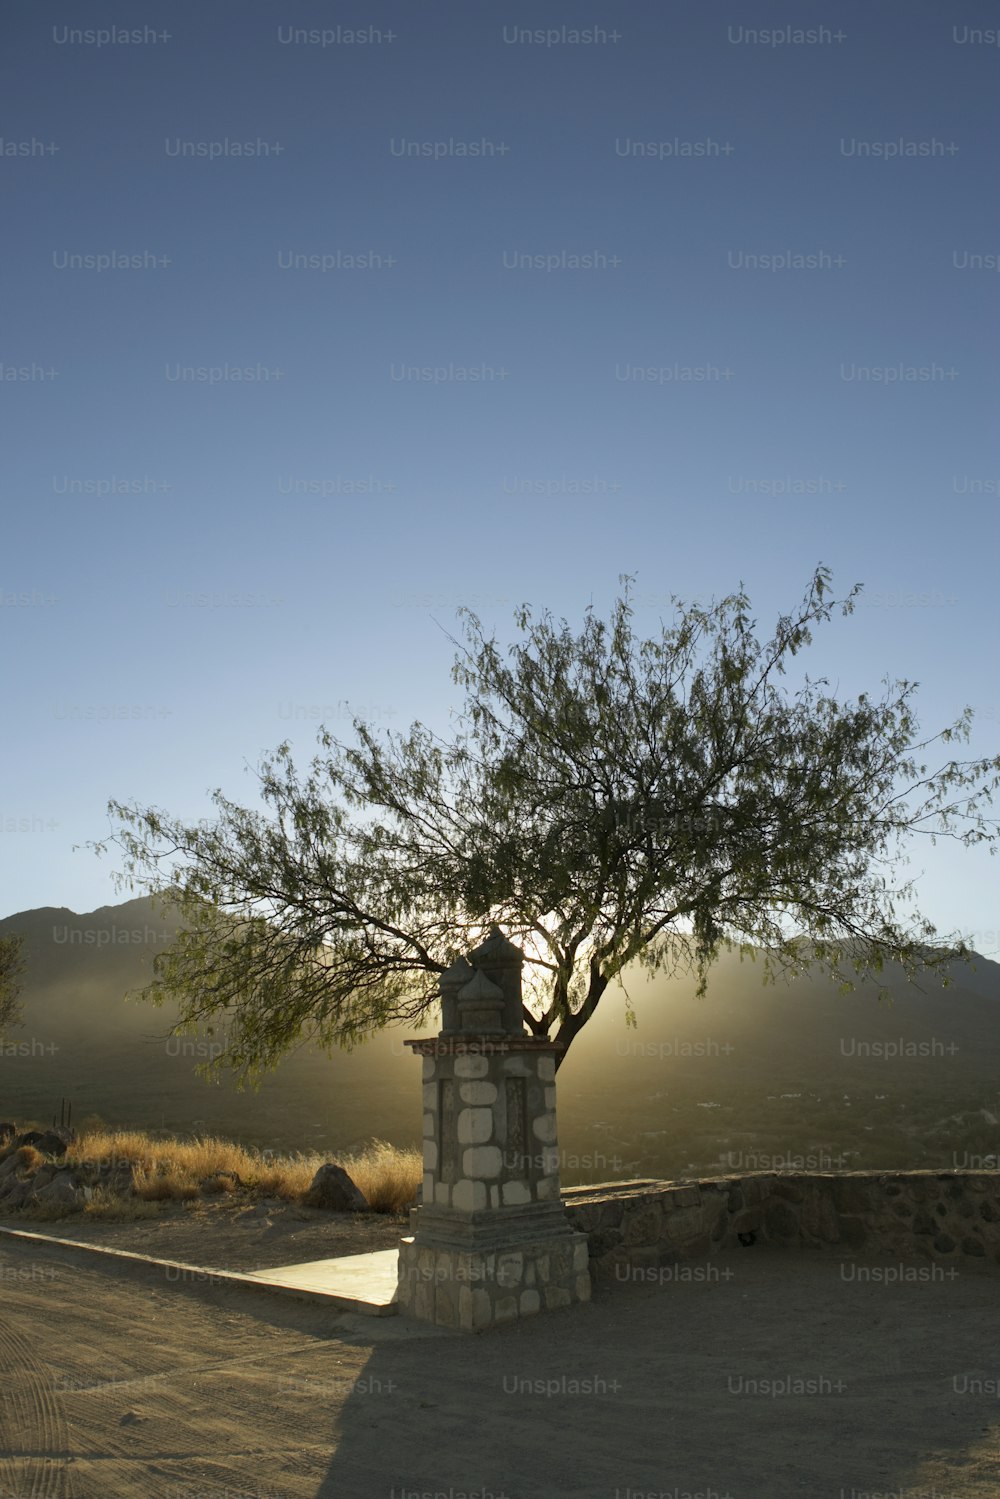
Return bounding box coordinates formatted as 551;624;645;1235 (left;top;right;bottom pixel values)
536;1174;560;1200
459;1081;498;1105
423;1172;434;1198
455;1056;489;1079
495;1295;519;1323
666;1206;709;1247
497;1251;524;1288
549;1244;573;1280
575;1274;592;1301
622;1204;663;1247
671;1186;701;1209
489;1185;499;1208
422;1057;436;1081
537;1056;555;1082
463;1145;503;1179
566;1202;601;1232
423;1112;434;1137
520;1289;540;1314
801;1194;840;1243
544;1286;571;1310
452;1178;487;1212
573;1241;590;1272
414;1277;435;1321
422;1083;436;1110
458;1107;493;1146
544;1086;557;1109
434;1284;458;1328
423;1140;438;1172
531;1112;558;1145
434;1182;451;1207
502;1180;531;1206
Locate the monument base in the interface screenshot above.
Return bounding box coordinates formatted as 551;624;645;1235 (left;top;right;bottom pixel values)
397;1229;591;1331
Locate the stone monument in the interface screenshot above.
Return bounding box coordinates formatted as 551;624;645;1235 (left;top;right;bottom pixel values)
396;924;592;1330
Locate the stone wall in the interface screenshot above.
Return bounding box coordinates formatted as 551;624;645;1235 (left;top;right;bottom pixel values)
562;1171;1000;1278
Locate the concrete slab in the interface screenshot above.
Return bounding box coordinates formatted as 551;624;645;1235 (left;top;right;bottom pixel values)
242;1247;400;1310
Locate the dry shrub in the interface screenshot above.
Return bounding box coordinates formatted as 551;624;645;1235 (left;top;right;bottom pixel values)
58;1126;419;1214
84;1186;163;1221
199;1172;241;1195
17;1198;80;1222
14;1145;43;1172
132;1165;200;1202
340;1139;422;1214
252;1154;325;1201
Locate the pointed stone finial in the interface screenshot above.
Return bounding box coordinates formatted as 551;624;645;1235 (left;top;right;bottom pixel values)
467;923;525;1037
457;966;506;1033
439;955;474;1035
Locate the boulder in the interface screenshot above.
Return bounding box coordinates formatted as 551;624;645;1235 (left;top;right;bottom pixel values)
0;1180;32;1210
0;1171;26;1201
302;1163;369;1213
0;1153;22;1181
31;1129;73;1158
34;1172;83;1208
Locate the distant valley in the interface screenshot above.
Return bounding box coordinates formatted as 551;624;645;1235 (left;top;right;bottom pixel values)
2;897;998;1185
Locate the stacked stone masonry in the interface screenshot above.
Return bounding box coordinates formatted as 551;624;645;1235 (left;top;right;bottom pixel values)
562;1170;1000;1277
419;1045;561;1210
397;1236;592;1331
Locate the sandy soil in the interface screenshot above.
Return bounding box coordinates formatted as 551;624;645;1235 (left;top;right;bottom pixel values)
0;1197;407;1271
1;1233;999;1499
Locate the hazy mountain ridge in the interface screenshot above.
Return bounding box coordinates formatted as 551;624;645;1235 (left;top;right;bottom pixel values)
2;897;998;1179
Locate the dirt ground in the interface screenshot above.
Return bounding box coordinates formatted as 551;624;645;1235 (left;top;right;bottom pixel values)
0;1197;408;1271
1;1232;999;1499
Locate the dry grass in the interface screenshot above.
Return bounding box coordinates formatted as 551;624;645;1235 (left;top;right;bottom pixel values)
82;1187;164;1221
342;1138;422;1213
55;1128;420;1213
13;1145;43;1172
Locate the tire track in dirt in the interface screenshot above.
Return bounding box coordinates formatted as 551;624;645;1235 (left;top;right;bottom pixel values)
0;1311;77;1499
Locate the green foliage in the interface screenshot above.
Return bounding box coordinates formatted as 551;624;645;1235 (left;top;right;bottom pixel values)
88;565;1000;1079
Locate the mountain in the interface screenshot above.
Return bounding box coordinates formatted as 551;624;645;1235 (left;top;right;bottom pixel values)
2;898;998;1181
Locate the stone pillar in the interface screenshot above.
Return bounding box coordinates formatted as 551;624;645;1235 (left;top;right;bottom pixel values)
397;927;591;1331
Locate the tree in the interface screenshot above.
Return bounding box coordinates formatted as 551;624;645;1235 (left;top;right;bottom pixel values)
89;566;1000;1080
0;933;26;1038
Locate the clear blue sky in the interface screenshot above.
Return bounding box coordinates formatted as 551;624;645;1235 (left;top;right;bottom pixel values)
3;1;998;953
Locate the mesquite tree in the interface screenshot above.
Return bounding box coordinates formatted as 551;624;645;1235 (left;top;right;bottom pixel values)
90;567;1000;1080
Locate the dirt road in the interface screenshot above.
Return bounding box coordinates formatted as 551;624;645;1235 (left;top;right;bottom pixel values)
1;1234;998;1499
